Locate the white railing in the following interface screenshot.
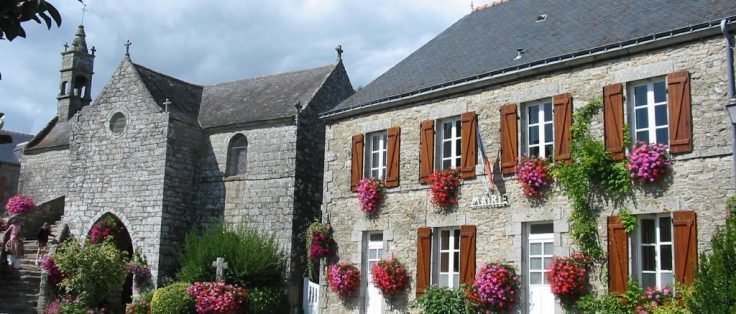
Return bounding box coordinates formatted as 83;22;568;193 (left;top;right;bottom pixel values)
303;278;320;314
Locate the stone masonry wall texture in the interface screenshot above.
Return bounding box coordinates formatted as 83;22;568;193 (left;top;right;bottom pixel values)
64;59;170;282
18;149;70;205
321;37;735;313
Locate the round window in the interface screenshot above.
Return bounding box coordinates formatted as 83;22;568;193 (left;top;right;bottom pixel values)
109;112;127;134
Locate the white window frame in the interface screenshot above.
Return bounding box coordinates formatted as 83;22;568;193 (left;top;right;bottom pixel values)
527;223;554;286
522;100;554;158
432;227;461;289
628;78;669;145
437;117;462;170
364;131;388;179
364;232;384;281
632;213;674;289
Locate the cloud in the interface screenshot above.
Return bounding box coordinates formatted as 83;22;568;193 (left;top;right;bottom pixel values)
0;0;473;133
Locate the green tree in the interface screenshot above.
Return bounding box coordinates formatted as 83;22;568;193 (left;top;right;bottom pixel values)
0;0;81;41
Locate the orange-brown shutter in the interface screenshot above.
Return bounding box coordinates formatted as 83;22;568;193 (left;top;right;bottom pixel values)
673;211;697;284
553;93;573;162
419;120;435;184
460;112;478;179
604;84;625;161
416;227;432;297
667;71;693;154
500;104;518;175
460;225;477;285
385;127;401;188
607;216;629;295
350;134;364;192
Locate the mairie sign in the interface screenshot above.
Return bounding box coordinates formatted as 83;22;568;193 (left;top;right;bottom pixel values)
469;192;509;208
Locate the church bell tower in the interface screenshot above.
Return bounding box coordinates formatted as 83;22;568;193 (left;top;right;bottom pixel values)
57;25;95;122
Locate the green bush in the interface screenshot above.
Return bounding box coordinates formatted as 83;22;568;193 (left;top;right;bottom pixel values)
126;290;156;314
59;300;91;314
247;286;289;314
177;224;285;287
150;282;195;314
54;238;129;306
685;217;736;313
575;293;628;313
413;286;475;314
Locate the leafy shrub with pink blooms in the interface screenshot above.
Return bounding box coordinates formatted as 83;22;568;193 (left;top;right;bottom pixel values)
627;142;672;183
357;178;385;215
5;195;35;215
516;156;553;199
187;281;249;314
429;168;462;210
465;262;520;312
634;286;674;313
546;252;591;308
40;255;64;289
88;217;119;244
127;261;152;288
327;261;361;300
371;257;409;296
305;221;334;280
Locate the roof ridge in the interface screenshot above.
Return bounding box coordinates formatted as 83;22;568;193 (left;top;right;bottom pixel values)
25;117;58;149
472;0;511;13
132;63;202;88
203;63;336;87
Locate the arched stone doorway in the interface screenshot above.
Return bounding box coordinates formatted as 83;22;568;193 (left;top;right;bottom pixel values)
87;213;134;307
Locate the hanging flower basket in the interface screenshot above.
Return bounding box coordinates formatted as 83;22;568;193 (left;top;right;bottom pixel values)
465;262;520;312
187;281;249;314
370;257;409;297
627;142;672;183
327;261;361;300
305;221;335;280
357;178;385;216
5;195;35;215
127;261;152;289
516;156;553;199
88;217;119;244
429;169;462;210
545;252;591;308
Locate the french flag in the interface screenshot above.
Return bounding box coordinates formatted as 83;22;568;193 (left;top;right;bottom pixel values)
476;125;495;192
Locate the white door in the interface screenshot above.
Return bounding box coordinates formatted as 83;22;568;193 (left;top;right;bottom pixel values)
527;224;555;314
365;233;383;314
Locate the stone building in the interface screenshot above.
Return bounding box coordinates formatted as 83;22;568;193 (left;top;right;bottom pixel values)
319;1;736;313
0;129;33;210
19;25;353;311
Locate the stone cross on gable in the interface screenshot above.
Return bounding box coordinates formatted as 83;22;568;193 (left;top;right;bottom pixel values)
124;40;132;56
212;257;228;281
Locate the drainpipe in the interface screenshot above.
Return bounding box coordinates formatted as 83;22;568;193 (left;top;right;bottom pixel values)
721;19;736;191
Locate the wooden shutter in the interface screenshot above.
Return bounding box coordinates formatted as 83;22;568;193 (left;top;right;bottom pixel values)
673;211;697;284
460;112;478;179
667;71;693;153
604;83;625;160
419;120;435;184
385;127;401;188
553;93;573;162
460;225;477;285
500;104;518;175
607;216;629;295
416;227;432;297
350;134;364;192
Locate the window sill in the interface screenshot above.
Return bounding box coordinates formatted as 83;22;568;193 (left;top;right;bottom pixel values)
223;175;246;182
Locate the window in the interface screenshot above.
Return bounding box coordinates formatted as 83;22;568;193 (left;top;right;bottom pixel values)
433;228;460;288
226;134;248;176
527;224;554;286
60;81;68;96
437;118;462;169
109;112;127;134
629;79;669;145
634;214;674;289
364;131;387;179
523;101;554;158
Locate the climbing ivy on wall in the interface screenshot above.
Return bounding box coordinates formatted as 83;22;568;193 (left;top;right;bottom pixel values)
552;98;632;261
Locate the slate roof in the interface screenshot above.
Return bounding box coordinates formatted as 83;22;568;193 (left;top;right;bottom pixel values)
24;117;70;152
134;64;203;122
0;129;33;164
199;64;336;129
326;0;736;116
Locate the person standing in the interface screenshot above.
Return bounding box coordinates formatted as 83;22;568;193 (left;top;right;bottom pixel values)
4;222;24;275
36;222;54;265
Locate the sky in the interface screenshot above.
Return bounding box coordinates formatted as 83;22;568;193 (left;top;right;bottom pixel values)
0;0;479;134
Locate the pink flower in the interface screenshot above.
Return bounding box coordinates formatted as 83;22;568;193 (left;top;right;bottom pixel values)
357;178;385;215
515;156;553;199
5;195;35;215
327;261;361;300
429;169;462;210
370;257;408;296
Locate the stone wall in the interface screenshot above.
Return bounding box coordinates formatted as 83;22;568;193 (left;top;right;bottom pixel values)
1;163;21;210
18;148;69;206
321;36;735;313
64;58;170;282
